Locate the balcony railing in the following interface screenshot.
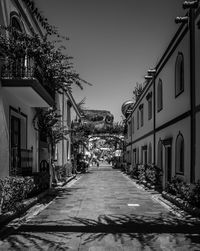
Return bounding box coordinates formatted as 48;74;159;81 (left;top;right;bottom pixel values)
1;57;54;98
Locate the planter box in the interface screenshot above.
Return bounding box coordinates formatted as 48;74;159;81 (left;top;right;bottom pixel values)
162;191;200;217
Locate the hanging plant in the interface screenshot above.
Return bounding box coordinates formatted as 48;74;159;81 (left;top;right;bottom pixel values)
0;25;91;93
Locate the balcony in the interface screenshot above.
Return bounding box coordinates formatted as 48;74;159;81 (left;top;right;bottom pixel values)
1;57;54;107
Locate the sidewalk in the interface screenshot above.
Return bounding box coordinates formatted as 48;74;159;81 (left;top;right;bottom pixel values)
0;174;77;229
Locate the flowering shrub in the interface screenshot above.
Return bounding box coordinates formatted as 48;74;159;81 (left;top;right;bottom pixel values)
138;165;146;182
165;176;190;200
166;177;200;208
145;164;162;188
0;176;35;214
130;164;139;178
188;180;200;208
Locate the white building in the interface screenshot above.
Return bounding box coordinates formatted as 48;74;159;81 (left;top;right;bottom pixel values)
0;0;81;180
122;1;200;188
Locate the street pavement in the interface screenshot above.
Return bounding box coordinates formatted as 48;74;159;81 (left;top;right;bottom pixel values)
0;164;200;250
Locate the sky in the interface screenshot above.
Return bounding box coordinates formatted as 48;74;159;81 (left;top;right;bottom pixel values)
35;0;185;122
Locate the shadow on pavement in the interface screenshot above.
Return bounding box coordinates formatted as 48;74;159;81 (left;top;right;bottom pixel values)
1;213;200;249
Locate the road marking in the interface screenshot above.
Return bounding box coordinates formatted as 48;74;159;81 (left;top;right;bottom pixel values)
128;203;140;207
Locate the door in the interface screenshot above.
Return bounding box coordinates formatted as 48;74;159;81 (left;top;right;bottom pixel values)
165;146;172;184
11;116;21;175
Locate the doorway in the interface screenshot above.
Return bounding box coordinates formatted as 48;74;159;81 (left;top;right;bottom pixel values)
10;116;21;175
165;146;172;184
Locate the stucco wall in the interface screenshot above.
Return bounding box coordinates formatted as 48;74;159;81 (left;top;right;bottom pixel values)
155;117;190;183
195;16;200;107
156;33;190;128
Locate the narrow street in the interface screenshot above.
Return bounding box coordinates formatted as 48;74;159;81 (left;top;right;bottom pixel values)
0;165;200;251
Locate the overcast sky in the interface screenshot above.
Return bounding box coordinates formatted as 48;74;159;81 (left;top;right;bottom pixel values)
35;0;185;122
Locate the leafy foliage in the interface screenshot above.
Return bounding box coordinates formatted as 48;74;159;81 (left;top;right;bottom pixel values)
33;107;70;145
166;177;200;208
0;176;35;213
132;82;143;101
0;25;91;93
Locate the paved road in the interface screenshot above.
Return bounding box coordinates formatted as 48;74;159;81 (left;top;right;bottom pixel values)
0;165;200;250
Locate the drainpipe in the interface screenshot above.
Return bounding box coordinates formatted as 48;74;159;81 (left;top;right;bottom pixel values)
189;7;196;183
183;1;197;183
176;0;198;182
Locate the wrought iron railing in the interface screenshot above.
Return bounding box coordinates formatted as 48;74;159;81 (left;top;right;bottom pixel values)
1;57;54;98
10;148;33;176
21;149;33;175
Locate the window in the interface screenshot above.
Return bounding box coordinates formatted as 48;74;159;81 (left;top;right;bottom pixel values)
136;148;139;164
139;104;144;127
142;145;147;164
146;92;152;120
128;121;131;137
132;116;134;134
175;133;184;174
133;149;136;166
157;79;163;112
11;16;23;32
157;139;162;170
137;110;139;129
148;142;152;164
175;52;184;97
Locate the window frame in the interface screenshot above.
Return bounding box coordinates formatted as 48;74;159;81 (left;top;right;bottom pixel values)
175;132;184;175
157;79;163;113
148;142;152;164
175;52;184;98
146;92;152;120
137;110;139;129
139;104;144;127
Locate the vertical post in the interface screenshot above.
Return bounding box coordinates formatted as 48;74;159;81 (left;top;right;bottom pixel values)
189;7;196;183
153;75;156;165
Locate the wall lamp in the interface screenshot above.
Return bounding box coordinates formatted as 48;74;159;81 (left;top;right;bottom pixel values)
183;0;199;9
148;69;156;74
144;75;153;80
175;16;189;24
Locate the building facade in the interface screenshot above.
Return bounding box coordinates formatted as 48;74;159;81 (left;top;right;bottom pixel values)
0;0;54;178
123;1;200;188
0;0;81;180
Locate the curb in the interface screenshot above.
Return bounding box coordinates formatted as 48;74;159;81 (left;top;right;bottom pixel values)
162;191;200;218
0;174;77;229
121;171;200;218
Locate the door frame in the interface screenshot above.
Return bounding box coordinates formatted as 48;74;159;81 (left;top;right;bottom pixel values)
9;106;27;175
162;138;173;188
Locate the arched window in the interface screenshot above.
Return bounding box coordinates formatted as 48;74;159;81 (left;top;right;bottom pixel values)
175;132;184;174
157;139;162;169
11;16;23;32
157;79;163;112
175;52;184;97
148;142;152;164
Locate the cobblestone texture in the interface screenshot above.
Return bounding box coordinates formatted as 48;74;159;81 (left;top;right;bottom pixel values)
0;165;200;250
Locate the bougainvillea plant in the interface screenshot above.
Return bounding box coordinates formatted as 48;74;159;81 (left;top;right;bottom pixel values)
0;25;91;93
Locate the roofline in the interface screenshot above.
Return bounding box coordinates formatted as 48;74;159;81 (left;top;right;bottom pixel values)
14;0;44;37
125;8;197;122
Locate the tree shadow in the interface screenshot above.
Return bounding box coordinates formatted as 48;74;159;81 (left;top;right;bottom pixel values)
1;213;200;249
